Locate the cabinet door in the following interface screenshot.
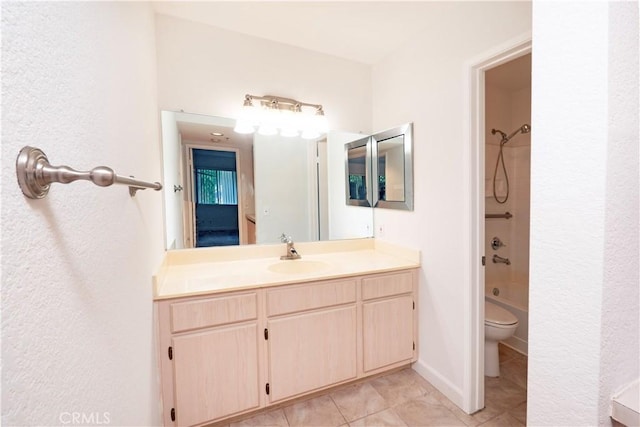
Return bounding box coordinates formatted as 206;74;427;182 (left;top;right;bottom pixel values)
172;324;260;426
268;306;357;402
363;295;414;372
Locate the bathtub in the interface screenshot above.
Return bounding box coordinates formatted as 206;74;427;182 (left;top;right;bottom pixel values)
485;292;528;355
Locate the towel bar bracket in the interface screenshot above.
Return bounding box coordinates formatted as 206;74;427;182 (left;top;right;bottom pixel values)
16;146;162;199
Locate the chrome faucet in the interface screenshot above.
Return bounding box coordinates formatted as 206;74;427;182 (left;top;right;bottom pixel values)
280;233;301;260
492;254;511;265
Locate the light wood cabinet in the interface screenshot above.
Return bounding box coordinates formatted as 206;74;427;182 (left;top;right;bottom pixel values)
156;269;417;426
157;291;261;426
268;305;357;402
172;325;260;426
362;272;416;372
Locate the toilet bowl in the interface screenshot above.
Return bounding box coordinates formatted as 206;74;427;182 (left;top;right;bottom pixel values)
485;301;519;377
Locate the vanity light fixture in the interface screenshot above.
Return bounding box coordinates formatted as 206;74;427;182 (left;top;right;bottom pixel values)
233;94;328;139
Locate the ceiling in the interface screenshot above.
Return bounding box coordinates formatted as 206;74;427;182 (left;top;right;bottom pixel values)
153;1;458;65
178;121;253;146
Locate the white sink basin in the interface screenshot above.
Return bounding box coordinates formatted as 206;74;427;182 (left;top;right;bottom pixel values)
267;260;329;275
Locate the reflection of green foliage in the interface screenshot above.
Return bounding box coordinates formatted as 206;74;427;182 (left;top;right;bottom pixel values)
379;176;386;184
195;168;238;205
349;174;367;200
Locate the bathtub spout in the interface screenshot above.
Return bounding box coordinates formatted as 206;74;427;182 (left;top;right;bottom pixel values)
492;254;511;265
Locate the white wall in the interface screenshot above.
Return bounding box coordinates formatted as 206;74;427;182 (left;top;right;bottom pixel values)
161;111;184;249
1;3;164;426
155;14;372;135
371;1;532;407
528;1;639;425
254;135;314;243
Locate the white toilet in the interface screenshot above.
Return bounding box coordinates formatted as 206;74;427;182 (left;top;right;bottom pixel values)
484;301;519;377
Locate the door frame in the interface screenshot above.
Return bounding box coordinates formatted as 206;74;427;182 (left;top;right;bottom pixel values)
184;143;244;247
464;34;531;413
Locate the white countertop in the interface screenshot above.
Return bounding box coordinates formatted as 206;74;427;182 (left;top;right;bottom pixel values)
612;379;640;427
153;239;420;300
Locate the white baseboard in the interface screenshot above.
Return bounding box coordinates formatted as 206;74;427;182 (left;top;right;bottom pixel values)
412;359;464;410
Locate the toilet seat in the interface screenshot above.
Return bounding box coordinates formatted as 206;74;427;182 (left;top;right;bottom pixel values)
485;301;518;326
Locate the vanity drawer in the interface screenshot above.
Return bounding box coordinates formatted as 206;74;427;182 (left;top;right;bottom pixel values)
362;271;413;301
170;293;257;333
267;279;357;317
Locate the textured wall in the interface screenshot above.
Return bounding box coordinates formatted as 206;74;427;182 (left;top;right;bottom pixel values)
598;0;639;423
1;3;165;425
528;1;639;425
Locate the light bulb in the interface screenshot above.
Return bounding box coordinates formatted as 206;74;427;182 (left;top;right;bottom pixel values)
234;119;255;134
234;100;258;134
279;109;300;137
258;124;278;136
280;127;299;137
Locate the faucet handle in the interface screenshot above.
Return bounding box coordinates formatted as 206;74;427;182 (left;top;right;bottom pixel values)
280;233;292;243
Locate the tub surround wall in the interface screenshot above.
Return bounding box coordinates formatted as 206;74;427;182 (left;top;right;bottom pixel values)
484;61;531;308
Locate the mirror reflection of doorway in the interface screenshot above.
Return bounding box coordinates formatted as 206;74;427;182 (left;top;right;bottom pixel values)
190;148;240;247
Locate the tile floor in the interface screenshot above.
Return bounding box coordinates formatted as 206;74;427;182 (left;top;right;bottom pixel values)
216;344;528;427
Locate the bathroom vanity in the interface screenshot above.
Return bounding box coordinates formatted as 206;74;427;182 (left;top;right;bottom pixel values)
153;239;420;426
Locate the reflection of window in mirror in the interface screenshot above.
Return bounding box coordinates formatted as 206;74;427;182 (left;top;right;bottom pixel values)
345;137;372;207
348;146;367;200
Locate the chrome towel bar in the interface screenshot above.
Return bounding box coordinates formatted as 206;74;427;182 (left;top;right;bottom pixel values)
16;146;163;199
485;212;513;219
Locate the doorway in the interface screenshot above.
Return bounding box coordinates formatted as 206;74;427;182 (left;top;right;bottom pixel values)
188;147;242;247
466;37;531;414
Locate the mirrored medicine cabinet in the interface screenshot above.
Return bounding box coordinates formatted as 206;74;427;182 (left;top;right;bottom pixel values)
345;122;413;211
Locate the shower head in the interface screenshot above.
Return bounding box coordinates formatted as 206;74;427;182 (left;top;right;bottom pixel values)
502;123;531;143
491;128;507;140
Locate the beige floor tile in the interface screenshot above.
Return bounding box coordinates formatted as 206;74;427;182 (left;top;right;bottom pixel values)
478;412;524;427
499;357;528;390
435;396;502;427
369;369;428;407
283;395;346;427
395;369;439;395
230;409;288;427
349;408;408;427
484;377;527;414
497;344;523;365
507;401;527;425
394;395;465;426
331;382;388;422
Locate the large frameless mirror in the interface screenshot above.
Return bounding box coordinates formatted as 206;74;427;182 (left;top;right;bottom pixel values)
161;111;373;249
